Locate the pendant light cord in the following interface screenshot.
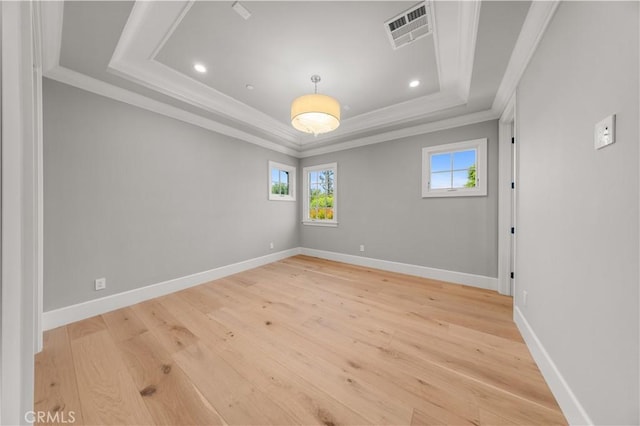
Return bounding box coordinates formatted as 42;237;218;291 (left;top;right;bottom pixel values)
311;74;321;94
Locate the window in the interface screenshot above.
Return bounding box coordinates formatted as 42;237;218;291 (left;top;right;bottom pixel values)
422;138;487;197
303;162;337;226
268;161;295;201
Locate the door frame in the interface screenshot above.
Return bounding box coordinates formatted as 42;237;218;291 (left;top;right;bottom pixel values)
33;0;44;354
1;2;41;423
497;95;516;296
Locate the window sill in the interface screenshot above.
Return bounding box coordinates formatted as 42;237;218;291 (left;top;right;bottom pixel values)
268;196;296;201
422;190;487;198
302;221;338;227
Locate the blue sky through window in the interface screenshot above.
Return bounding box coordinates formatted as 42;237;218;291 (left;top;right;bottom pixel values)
431;153;450;172
453;150;475;169
430;149;476;189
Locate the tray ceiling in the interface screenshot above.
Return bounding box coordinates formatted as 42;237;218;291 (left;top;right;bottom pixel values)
155;2;440;124
40;1;539;157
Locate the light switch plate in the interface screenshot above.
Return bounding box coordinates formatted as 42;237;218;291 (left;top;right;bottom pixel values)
594;114;616;149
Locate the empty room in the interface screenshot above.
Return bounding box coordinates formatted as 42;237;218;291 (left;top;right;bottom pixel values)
1;0;638;425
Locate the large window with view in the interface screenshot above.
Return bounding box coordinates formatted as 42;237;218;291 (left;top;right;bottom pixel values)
268;161;295;201
422;138;487;197
303;162;337;226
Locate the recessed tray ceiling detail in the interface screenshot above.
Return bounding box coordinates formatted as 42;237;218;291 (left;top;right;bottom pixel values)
41;1;538;156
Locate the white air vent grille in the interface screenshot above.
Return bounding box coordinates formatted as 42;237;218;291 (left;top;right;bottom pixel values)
384;2;432;50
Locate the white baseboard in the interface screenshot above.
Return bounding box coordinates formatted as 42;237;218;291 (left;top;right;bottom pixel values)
42;248;301;330
514;306;593;425
42;247;497;330
300;248;498;291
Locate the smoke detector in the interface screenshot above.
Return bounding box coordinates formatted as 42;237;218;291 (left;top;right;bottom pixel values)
384;1;433;50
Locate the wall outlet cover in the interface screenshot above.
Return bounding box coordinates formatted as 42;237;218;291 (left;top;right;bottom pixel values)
594;114;616;149
94;277;106;291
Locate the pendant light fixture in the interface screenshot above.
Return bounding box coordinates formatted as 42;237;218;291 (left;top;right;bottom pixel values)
291;75;340;136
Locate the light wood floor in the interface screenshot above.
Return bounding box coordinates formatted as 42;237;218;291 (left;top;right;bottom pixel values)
35;255;566;425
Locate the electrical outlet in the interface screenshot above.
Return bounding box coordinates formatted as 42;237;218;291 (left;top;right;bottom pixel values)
359;245;365;252
95;277;106;291
269;242;274;249
594;114;616;149
522;290;528;307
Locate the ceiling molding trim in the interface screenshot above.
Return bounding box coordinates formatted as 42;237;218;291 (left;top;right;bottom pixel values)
427;0;478;106
109;1;193;65
44;65;301;158
108;0;299;143
492;0;560;115
456;0;481;101
500;93;516;124
40;0;64;73
108;0;477;147
150;0;196;60
298;109;499;159
431;1;459;93
305;90;466;145
106;59;299;144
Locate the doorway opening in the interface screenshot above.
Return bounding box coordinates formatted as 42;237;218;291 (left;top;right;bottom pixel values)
498;97;516;297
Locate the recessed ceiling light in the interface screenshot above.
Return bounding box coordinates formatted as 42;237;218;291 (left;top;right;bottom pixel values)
343;105;351;111
193;63;207;73
245;84;254;90
409;80;420;88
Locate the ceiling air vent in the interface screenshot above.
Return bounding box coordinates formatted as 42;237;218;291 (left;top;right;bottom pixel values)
384;1;432;50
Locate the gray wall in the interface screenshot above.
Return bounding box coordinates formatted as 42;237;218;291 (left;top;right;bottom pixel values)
44;79;299;311
517;2;639;424
300;120;499;278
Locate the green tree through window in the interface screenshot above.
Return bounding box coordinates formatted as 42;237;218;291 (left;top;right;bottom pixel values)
271;182;289;195
465;164;476;188
308;168;335;221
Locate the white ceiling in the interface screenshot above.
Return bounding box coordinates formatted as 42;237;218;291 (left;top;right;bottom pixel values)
41;0;537;157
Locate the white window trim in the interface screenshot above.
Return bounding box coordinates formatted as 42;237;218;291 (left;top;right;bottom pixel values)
422;138;488;198
268;161;296;201
303;162;338;227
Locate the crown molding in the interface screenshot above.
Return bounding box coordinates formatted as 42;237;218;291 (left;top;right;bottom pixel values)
500;93;516;124
492;0;560;116
430;0;479;101
40;0;64;73
45;63;499;160
44;65;301;157
307;90;467;145
109;0;299;143
149;0;195;60
298;109;499;158
39;2;301;156
431;0;458;93
456;0;481;101
108;0;480;147
39;0;506;159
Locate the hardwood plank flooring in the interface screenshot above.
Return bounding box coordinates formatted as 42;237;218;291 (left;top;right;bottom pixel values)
34;327;85;425
34;255;566;425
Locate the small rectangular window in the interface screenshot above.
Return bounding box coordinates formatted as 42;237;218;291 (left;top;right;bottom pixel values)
422;138;487;198
268;161;295;201
303;162;337;226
